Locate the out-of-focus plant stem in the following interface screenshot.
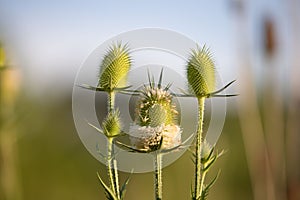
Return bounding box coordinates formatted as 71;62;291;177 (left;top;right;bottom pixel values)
286;1;300;199
0;66;22;200
232;1;276;199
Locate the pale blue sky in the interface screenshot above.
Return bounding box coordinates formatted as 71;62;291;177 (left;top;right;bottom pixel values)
0;0;295;95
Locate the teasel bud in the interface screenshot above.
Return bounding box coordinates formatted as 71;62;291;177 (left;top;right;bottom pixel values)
186;46;216;97
129;80;181;151
102;110;122;138
98;43;131;91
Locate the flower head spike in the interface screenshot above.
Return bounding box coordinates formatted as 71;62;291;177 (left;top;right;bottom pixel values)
186;45;216;97
129;69;181;152
98;42;132;91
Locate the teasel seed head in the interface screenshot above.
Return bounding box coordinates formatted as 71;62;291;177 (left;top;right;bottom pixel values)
98;42;131;91
186;45;216;97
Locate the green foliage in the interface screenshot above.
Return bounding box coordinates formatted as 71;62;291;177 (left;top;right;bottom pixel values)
120;175;131;200
98;43;131;91
191;144;224;200
200;171;220;200
186;45;216;97
97;172;118;200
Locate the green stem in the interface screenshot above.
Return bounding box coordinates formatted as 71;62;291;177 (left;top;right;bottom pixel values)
154;153;163;200
107;137;117;196
194;97;205;199
107;91;120;199
113;158;120;199
108;91;115;112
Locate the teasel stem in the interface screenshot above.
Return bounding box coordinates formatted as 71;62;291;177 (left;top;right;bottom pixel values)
113;158;120;199
194;97;205;199
107;137;117;196
107;91;120;199
108;91;115;112
154;152;163;200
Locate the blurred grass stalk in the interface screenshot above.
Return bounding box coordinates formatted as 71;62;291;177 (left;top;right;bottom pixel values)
262;17;287;200
233;1;276;199
234;0;300;199
286;0;300;199
0;44;22;200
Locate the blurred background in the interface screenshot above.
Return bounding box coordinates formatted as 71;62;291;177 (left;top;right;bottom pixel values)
0;0;299;199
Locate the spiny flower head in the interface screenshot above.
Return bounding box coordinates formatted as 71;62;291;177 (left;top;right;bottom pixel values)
98;42;131;91
129;69;181;152
102;110;121;138
186;45;216;97
136;85;178;127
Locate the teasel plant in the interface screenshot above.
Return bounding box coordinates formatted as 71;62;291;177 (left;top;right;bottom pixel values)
116;69;192;200
79;42;132;200
80;42;236;199
180;45;236;200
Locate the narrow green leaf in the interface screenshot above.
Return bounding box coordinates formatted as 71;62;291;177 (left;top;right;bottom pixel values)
96;172;118;200
200;170;221;200
120;173;132;199
203;155;217;173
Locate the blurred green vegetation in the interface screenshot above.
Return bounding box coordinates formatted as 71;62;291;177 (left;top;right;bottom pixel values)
11;94;251;200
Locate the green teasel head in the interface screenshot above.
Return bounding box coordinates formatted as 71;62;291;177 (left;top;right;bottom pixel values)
102;110;122;138
136;75;178;127
98;42;132;91
186;45;216;97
